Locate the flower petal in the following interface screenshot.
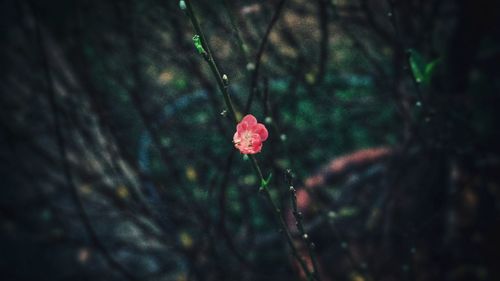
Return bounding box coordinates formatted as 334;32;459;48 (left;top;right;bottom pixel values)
233;132;241;144
241;114;257;126
236;122;247;133
251;142;263;154
251;134;262;145
254;124;268;141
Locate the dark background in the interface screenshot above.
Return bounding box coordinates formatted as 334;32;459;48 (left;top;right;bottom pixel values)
1;0;499;280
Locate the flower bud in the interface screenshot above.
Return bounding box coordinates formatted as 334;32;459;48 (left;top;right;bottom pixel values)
246;63;255;71
179;0;187;11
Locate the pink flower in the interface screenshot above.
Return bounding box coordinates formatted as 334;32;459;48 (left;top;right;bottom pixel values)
233;114;268;154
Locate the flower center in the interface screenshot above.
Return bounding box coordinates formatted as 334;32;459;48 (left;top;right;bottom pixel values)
242;131;253;147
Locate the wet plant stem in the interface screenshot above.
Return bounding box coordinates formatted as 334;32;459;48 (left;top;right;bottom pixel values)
183;1;315;279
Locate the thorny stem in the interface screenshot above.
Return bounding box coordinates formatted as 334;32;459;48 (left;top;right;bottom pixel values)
183;1;314;279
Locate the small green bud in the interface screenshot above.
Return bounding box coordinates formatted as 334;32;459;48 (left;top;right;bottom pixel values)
192;35;206;56
280;134;287;141
246;63;255;71
328;211;337;219
265;116;272;124
222;74;229;86
179;0;186;11
242;44;249;54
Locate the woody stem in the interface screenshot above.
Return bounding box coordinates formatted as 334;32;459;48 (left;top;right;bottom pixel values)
183;1;315;279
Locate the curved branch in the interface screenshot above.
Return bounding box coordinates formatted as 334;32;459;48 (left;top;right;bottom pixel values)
245;0;287;114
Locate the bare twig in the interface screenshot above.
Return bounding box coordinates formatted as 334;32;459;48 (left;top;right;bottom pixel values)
288;172;322;281
245;0;287;114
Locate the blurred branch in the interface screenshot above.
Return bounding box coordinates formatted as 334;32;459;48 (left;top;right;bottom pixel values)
31;5;139;281
386;0;425;106
222;0;250;66
245;0;287;114
317;0;329;84
360;0;393;43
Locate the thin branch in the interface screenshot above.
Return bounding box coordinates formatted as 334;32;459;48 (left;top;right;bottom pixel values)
222;0;250;66
183;0;238;124
249;157;316;281
244;0;287;114
288;174;322;281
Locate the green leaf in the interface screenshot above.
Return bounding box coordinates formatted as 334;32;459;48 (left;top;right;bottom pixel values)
408;49;425;83
423;58;440;84
259;173;273;191
408;49;440;85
